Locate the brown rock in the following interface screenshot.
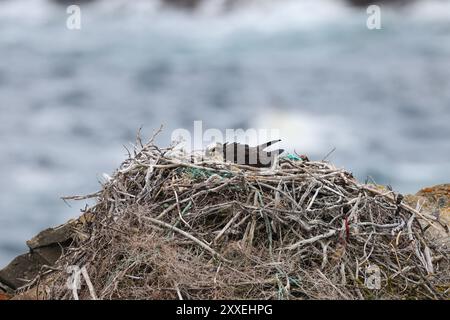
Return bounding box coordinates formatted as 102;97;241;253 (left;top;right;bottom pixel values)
33;245;64;265
416;184;449;208
0;292;12;300
0;253;47;290
405;184;450;246
26;223;74;250
0;212;93;299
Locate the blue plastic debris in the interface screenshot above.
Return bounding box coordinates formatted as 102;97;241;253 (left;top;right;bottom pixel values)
284;154;301;161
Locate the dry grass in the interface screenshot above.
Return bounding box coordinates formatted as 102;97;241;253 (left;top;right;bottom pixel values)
33;131;449;300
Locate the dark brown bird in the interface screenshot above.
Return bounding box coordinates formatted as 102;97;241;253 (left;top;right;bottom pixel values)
205;139;284;168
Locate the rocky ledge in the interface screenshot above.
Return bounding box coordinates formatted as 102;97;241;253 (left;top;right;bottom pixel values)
0;182;448;300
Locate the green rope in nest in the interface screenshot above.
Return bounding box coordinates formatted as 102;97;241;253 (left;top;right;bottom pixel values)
177;167;233;180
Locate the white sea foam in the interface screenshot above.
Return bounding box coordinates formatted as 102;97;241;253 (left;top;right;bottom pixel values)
0;0;352;31
1;0;449;22
408;0;450;21
254;111;357;157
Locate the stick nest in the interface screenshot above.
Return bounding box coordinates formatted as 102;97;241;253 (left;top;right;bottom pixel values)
39;135;449;300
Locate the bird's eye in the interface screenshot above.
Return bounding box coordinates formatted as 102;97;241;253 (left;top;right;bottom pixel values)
211;148;216;152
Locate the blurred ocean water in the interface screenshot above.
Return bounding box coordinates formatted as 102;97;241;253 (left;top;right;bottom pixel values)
0;0;449;267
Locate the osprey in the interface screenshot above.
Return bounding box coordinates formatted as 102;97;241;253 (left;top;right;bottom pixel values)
205;139;284;168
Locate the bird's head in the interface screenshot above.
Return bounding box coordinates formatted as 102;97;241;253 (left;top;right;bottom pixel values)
205;142;224;159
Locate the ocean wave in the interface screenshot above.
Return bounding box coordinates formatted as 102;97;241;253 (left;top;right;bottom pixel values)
0;0;353;27
1;0;448;34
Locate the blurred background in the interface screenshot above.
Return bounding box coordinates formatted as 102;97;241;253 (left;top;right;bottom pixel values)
0;0;449;267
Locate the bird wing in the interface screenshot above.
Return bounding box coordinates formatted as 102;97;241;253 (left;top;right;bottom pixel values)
223;142;251;163
266;149;285;156
257;139;282;151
